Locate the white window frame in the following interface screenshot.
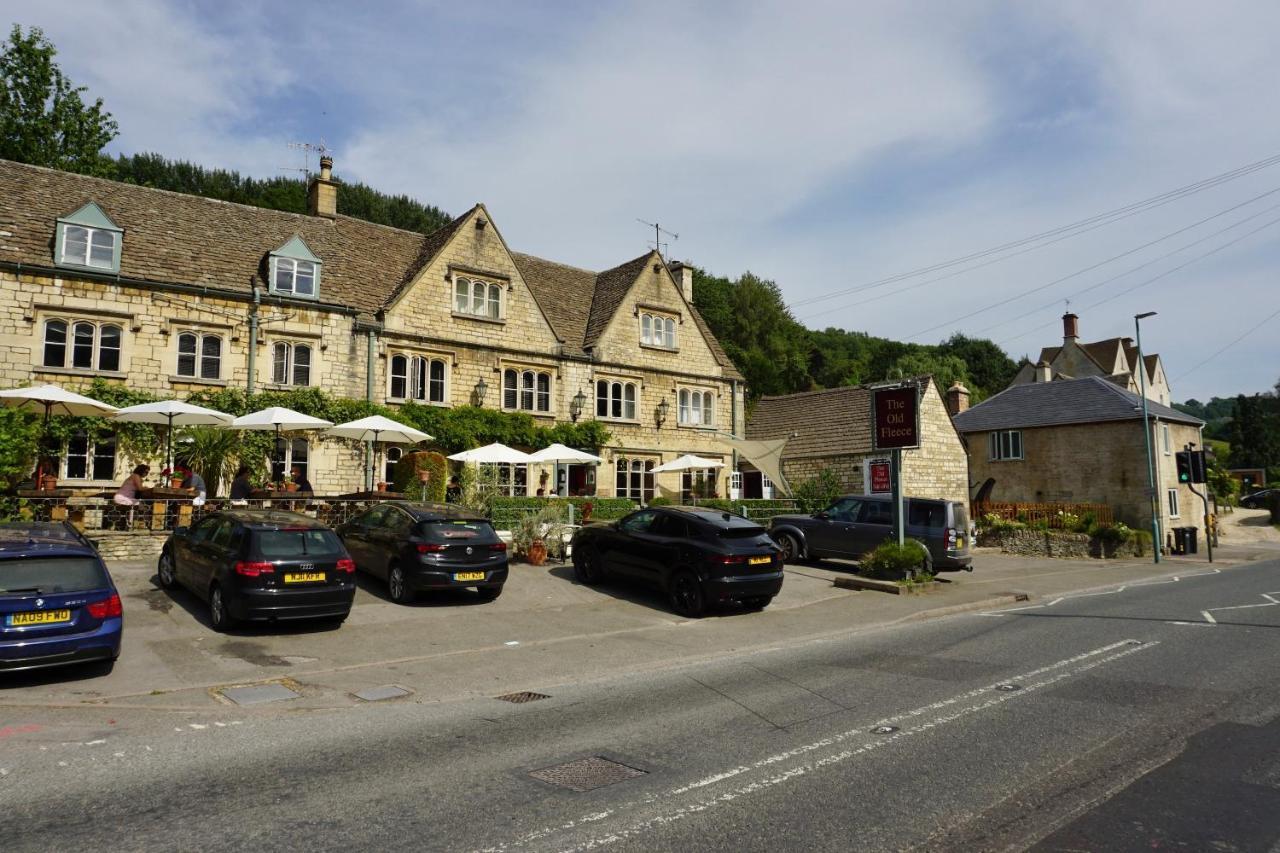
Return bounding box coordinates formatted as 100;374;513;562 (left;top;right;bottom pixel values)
58;224;118;270
988;430;1024;461
677;388;715;427
615;458;655;502
270;257;318;298
271;437;310;484
388;353;448;404
41;318;123;373
385;446;404;484
502;367;552;413
1161;423;1171;455
270;341;313;387
640;312;677;349
595;379;638;421
63;430;117;481
176;331;223;380
453;274;504;320
1167;488;1180;518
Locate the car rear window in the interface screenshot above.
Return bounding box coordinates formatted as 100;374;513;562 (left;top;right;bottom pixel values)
908;502;945;528
420;520;499;543
0;556;110;594
717;523;768;539
254;529;343;558
952;503;969;531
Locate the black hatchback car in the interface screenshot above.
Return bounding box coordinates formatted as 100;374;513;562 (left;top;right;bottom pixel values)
570;506;783;618
336;502;508;604
158;510;356;631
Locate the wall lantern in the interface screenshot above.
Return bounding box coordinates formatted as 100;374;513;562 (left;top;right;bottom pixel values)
570;388;587;422
655;397;669;428
473;377;488;406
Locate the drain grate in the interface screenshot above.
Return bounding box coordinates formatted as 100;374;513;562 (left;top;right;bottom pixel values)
495;691;551;704
529;756;647;792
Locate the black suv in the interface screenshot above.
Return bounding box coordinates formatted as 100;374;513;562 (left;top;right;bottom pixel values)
336;502;508;603
158;510;356;631
770;495;972;572
570;506;783;618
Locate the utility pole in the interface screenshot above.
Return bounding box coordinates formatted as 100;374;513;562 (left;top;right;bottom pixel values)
1135;312;1161;563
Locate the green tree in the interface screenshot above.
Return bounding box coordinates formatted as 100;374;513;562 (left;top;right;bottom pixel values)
934;333;1019;400
886;351;972;395
0;408;39;489
1225;394;1279;469
0;25;117;175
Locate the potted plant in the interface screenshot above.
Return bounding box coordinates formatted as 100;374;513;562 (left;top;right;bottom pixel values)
283;481;299;493
512;505;566;566
580;501;594;523
39;473;58;491
376;481;388;493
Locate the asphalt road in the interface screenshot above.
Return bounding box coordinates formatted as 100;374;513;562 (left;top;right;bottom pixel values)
4;558;1280;851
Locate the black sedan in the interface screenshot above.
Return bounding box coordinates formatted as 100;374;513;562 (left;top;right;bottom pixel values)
570;506;783;618
336;502;508;604
1240;489;1277;509
158;510;356;631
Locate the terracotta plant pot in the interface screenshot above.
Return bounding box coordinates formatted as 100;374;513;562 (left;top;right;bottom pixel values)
40;474;58;491
284;482;299;493
170;477;184;489
526;539;548;566
376;482;388;493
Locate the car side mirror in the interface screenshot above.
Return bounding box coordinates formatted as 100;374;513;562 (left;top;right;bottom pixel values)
173;526;188;537
814;512;830;521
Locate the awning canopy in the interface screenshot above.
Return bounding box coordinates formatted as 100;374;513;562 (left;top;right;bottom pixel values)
727;437;791;496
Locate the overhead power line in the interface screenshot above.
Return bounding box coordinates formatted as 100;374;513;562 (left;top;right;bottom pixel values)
902;186;1280;342
1172;304;1280;382
790;151;1280;311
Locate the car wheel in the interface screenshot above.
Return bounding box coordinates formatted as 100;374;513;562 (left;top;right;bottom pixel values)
157;550;177;589
574;547;603;585
209;584;235;632
669;569;705;618
388;563;414;604
920;551;934;576
476;585;503;602
742;595;773;611
777;533;802;563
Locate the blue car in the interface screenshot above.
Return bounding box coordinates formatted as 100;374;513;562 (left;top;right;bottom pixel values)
0;522;122;673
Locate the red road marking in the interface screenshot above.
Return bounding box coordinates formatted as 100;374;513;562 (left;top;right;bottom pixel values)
0;724;42;738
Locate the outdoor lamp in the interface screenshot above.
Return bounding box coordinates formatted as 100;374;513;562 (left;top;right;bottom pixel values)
474;377;488;406
655;397;669;428
570;388;586;422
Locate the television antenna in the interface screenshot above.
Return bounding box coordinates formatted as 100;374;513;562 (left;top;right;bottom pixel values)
280;140;331;178
637;219;678;259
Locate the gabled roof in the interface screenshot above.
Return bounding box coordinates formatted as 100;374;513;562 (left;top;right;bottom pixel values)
1082;337;1127;372
746;377;937;458
952;375;1204;433
0;158;740;374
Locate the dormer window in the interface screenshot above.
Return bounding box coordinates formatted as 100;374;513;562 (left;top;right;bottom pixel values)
268;235;321;300
640;312;677;349
55;202;122;274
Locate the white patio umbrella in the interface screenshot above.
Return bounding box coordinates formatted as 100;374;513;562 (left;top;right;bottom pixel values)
526;443;603;464
112;400;234;474
0;384;118;483
650;453;727;473
447;442;535;464
227;407;335;480
327;415;432;490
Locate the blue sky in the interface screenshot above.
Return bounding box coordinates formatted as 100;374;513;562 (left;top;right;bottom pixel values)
11;0;1280;402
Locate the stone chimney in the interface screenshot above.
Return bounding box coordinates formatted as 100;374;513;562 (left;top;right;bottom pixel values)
1062;311;1079;341
307;155;337;218
945;381;970;415
1036;360;1053;382
668;260;694;303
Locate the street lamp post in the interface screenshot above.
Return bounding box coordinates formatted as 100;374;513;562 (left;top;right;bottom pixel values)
1135;311;1161;564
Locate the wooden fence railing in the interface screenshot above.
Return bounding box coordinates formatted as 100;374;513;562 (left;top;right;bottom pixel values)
974;501;1113;528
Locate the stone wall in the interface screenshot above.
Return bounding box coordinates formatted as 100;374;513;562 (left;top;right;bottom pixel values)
978;528;1144;559
88;530;167;563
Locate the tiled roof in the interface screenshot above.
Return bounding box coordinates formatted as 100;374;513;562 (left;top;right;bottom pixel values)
746;378;935;458
952;375;1203;433
0;158;741;375
1082;337;1125;371
0;158;430;315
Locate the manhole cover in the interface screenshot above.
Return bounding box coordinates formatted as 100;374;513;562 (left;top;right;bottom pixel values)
870;725;899;735
220;683;299;706
495;691;550;704
353;685;413;702
529;756;647;792
996;684;1022;692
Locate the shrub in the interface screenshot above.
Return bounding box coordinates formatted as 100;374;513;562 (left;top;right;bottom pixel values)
510;504;569;560
392;451;447;501
793;469;843;514
488;496;635;529
647;496;673;507
860;538;930;579
980;513;1026;534
1089;522;1133;547
1131;529;1153;556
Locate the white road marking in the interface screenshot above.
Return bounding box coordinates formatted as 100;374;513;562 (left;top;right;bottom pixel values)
1202;590;1280;624
477;639;1150;853
1201;611;1217;624
980;568;1224;616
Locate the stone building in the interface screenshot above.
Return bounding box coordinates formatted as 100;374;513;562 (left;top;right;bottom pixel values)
952;376;1206;540
0;157;744;497
742;377;969;505
1010;313;1172;406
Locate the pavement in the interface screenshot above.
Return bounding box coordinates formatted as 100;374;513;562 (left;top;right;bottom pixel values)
2;542;1279;850
1;536;1270;714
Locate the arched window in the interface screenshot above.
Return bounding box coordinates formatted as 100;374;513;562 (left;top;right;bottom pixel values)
664;317;677;349
271;342;290;385
640;313;678;349
615;458;656;502
385;446;403;484
596;380;609;417
176;332;222;379
409;356;427;400
503;369;518;409
454;275;505;319
623;382;636;420
520;370;535;411
429;359;446;402
271;342;311;386
678;389;714;426
43;319;122;372
43;319;67;367
72;321;95;369
596;380;638;421
292;344;311;386
504;368;551;412
390;354;408;399
641;314;653;345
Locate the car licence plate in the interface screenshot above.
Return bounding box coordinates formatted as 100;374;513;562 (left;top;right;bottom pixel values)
454;571;485;582
7;609;72;626
284;572;325;584
748;556;772;565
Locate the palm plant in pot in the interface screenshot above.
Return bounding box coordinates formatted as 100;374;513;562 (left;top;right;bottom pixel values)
511;504;568;566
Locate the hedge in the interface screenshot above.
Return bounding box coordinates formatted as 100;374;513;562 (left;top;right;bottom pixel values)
489;496;637;528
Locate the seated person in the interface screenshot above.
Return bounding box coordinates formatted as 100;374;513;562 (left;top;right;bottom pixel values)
290;465;313;493
113;464;149;506
445;476;462;503
178;463;207;506
229;465;253;502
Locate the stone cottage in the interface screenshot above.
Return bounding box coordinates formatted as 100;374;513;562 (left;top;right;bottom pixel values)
742;377;969;505
952;375;1206;541
0;157;745;497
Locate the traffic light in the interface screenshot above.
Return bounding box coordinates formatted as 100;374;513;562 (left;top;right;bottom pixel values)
1176;451;1192;484
1189;449;1207;484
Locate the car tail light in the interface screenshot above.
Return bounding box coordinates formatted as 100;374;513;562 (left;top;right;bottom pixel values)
335;558;356;573
87;593;122;619
490;542;508;552
416;543;446;553
945;528;958;549
708;554;746;566
234;561;276;577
